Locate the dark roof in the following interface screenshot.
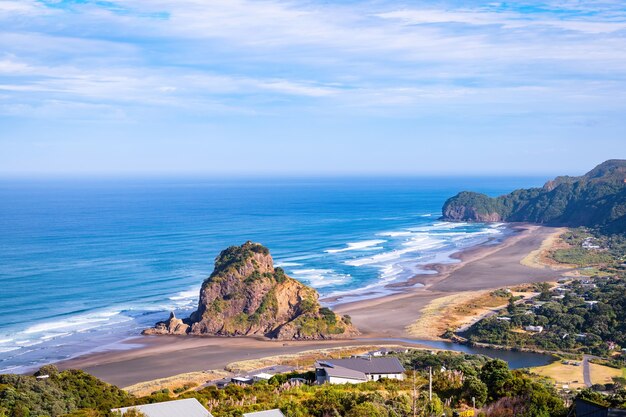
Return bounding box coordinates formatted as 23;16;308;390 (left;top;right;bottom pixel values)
319;357;405;375
575;398;626;417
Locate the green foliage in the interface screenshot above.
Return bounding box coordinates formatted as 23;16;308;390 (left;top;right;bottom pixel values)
442;160;626;234
0;367;129;417
0;351;570;417
465;275;626;357
273;267;287;283
211;242;270;278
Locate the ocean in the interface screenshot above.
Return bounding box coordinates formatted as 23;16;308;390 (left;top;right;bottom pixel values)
0;176;544;373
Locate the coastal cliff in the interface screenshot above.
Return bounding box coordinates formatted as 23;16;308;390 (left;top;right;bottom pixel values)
442;159;626;234
144;242;358;339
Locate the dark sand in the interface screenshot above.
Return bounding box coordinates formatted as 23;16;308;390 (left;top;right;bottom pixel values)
58;224;564;387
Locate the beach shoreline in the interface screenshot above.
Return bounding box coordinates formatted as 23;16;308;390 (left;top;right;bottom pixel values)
55;223;565;387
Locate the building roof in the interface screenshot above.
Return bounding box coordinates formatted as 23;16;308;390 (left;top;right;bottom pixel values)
252;372;274;380
322;364;367;381
242;410;286;417
112;398;212;417
318;357;405;375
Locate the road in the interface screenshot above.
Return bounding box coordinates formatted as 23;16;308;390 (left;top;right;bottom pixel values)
582;355;593;387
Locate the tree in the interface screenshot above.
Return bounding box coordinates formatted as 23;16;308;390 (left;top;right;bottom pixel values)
479;359;512;401
346;402;388;417
462;376;488;407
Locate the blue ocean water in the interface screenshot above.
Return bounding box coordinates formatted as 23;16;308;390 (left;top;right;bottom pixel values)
0;177;544;372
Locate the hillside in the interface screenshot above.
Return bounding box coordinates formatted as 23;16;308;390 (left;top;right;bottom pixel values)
144;241;358;340
442;160;626;233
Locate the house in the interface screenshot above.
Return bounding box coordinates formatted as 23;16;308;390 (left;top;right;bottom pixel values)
525;325;544;333
252;373;274;382
573;398;626;416
243;410;286;417
215;378;231;389
497;317;511;321
368;347;409;357
231;376;254;385
315;357;405;384
112;398;212;417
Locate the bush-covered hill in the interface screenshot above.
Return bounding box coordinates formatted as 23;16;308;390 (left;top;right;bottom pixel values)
144;241;358;339
0;365;129;417
442;159;626;234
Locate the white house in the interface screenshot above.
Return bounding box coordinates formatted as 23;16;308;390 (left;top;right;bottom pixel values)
112;398;212;417
315;357;405;384
252;373;274;382
525;325;544;333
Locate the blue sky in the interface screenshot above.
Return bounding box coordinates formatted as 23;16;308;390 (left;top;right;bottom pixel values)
0;0;625;176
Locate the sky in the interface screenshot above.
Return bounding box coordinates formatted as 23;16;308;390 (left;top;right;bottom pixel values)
0;0;625;177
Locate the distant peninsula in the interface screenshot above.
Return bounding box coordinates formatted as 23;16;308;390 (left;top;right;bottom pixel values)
442;159;626;234
144;241;358;340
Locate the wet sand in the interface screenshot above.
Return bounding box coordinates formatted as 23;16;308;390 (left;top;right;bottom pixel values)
57;224;564;387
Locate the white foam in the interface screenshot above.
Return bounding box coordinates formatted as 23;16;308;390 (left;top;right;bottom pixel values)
274;261;302;267
325;239;386;254
377;231;413;237
0;346;20;354
290;268;351;288
345;235;446;267
40;332;71;341
22;310;128;335
169;290;197;301
408;222;469;232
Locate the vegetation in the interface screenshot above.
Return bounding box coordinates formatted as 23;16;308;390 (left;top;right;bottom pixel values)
442;159;626;234
551;228;626;266
465;276;626;357
0;351;571;417
0;365;129;417
211;241;270;281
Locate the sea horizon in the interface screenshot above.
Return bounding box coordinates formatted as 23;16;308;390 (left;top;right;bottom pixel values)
0;176;545;373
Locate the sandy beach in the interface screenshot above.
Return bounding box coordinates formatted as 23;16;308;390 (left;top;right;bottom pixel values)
57;223;565;387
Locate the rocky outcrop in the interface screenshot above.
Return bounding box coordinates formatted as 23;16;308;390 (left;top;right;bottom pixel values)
143;312;189;335
145;242;358;340
441;160;626;234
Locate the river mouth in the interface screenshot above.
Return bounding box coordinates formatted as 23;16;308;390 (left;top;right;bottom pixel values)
362;338;555;369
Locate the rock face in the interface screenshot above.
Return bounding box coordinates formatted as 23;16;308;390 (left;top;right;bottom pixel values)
441;159;626;234
143;312;189;335
144;242;358;340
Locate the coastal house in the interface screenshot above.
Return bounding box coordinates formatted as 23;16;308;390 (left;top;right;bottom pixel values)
525;325;544;333
232;376;254;385
315;357;405;384
252;372;274;382
112;398;213;417
243;410;286;417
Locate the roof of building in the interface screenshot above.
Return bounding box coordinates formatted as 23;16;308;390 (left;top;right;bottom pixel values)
252;372;274;380
322;364;367;381
112;398;212;417
318;357;405;375
242;409;286;417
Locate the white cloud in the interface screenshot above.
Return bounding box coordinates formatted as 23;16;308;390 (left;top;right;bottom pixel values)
1;0;626;119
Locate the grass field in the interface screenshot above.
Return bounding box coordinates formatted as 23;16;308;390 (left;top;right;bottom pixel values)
530;361;586;389
531;361;623;390
589;363;623;385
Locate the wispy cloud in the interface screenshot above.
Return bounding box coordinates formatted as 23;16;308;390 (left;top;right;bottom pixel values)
1;0;626;119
